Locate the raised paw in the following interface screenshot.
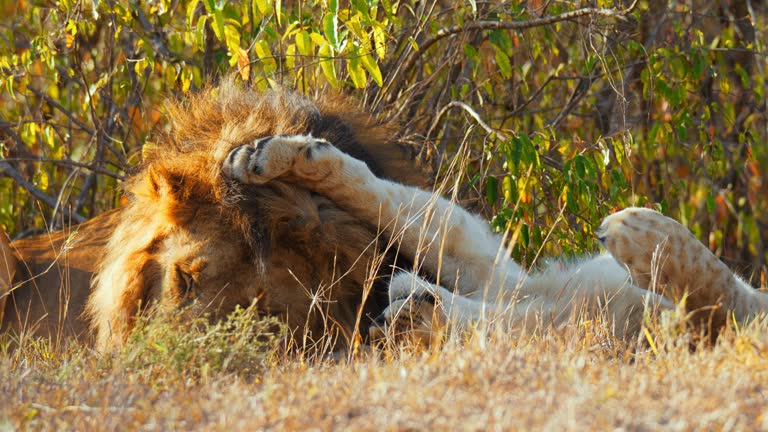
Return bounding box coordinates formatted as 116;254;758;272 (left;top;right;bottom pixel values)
222;134;336;185
369;273;446;346
597;207;735;319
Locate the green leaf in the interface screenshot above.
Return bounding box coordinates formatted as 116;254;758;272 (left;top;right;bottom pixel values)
502;176;514;202
323;12;339;51
360;52;382;86
203;0;225;41
572;156;584;179
485;176;498;205
494;49;512;78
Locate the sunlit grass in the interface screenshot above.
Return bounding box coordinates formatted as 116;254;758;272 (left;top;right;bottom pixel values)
2;306;768;430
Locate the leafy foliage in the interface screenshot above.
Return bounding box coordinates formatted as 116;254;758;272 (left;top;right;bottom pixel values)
116;305;284;380
1;0;766;280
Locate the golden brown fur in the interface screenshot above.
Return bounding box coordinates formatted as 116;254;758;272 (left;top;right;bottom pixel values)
2;83;424;350
86;82;425;350
2;211;119;343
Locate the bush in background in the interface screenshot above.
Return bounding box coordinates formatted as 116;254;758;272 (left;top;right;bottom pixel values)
0;0;765;281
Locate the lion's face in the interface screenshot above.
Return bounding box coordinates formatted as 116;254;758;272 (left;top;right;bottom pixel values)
86;84;421;350
88;159;388;350
146;207;262;320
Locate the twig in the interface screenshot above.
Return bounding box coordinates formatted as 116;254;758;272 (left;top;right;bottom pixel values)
74;172;97;214
388;0;639;92
131;3;175;61
427;101;508;142
0;115;26;148
0;161;86;224
2;158;126;179
27;87;95;136
546;75;597;129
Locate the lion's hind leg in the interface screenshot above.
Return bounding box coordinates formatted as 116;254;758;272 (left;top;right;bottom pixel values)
597;207;768;331
369;272;504;345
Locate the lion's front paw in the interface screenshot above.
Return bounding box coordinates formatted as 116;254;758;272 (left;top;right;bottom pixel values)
369;273;445;346
223;135;335;184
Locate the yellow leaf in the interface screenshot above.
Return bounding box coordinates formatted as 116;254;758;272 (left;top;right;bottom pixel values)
347;52;366;88
142;142;158;160
237;48;250;80
360;52;382;87
275;0;281;25
42;125;55;149
309;32;326;46
254;40;276;73
318;43;338;87
34;170;49;192
253;0;270;16
373;23;386;59
407;36;418;51
285;44;295;70
181;71;192;92
224;24;241;66
643;327;658;356
295;30;312;56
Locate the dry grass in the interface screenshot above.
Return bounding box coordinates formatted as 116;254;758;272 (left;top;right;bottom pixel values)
2;310;768;431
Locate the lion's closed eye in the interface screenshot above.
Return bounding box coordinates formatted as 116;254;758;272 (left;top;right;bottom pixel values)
175;266;197;297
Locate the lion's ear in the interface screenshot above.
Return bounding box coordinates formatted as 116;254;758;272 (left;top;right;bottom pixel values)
134;165;183;201
131;165;195;223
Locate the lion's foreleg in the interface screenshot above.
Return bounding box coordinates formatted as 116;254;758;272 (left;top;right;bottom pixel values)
224;135;528;301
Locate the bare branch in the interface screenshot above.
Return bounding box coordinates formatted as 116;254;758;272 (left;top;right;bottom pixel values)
2;158;125;180
27;87;95;136
427;101;508;142
387;1;638;94
0;161;86;224
546;75;597;129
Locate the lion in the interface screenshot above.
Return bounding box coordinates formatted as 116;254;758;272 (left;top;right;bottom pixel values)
6;83;767;351
223;134;768;344
1;210;120;342
87;86;442;351
3;83;428;350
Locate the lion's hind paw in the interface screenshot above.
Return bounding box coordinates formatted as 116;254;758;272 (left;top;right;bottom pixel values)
597;207;734;316
369;273;445;346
